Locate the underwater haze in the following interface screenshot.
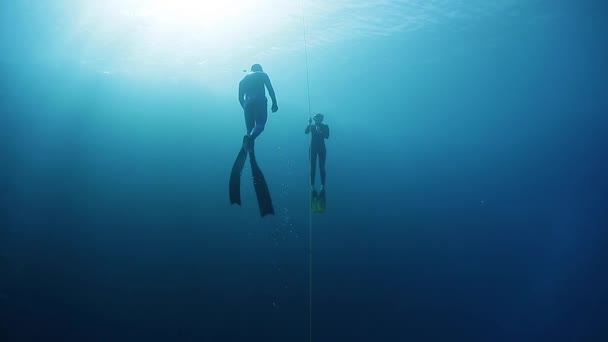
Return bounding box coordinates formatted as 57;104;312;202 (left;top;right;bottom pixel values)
1;0;607;341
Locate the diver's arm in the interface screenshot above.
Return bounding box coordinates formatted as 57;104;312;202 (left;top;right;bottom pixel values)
305;124;311;134
264;74;278;107
324;125;330;139
238;80;245;108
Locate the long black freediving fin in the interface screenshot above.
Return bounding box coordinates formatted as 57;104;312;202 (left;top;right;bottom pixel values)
229;137;248;205
249;149;274;217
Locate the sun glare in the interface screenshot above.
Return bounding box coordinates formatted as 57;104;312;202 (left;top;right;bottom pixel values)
70;0;300;86
126;1;273;48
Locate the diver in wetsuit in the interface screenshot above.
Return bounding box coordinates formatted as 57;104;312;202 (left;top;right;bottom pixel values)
306;113;329;192
238;64;278;151
230;64;277;217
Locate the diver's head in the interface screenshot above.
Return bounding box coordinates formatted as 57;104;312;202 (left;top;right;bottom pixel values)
313;113;324;123
251;64;263;72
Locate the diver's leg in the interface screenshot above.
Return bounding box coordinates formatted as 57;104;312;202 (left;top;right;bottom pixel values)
249;101;268;139
242;105;255;151
310;146;317;188
319;145;327;190
244;103;255;135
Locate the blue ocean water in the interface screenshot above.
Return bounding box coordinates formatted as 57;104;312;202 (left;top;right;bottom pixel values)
1;1;607;341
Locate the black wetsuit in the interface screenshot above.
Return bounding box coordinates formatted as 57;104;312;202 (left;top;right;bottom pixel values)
238;71;277;139
305;123;329;187
230;68;277;217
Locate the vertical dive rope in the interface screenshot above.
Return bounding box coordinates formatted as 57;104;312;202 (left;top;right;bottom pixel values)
301;0;313;341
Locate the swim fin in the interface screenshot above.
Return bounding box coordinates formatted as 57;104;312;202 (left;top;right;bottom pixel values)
311;190;326;213
249;149;274;217
229;136;248;205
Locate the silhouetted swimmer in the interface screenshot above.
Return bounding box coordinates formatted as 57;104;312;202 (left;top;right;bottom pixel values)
238;64;278;152
305;113;329;192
